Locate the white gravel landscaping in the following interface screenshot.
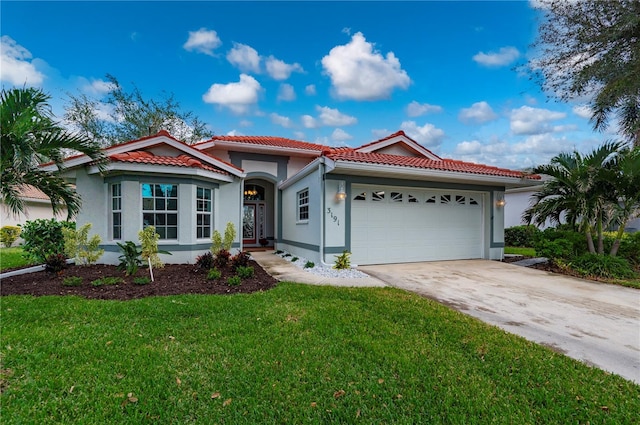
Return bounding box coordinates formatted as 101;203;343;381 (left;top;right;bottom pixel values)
273;251;370;279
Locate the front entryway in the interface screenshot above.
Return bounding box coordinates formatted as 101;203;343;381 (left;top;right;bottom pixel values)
242;179;274;247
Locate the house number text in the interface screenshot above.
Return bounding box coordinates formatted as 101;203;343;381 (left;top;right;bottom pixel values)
326;208;340;226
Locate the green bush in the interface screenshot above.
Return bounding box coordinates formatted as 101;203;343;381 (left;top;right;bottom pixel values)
196;252;214;270
91;276;123;287
21;219;74;263
505;225;541;247
117;241;142;276
534;228;587;262
291;256;299;262
231;251;250;269
62;223;104;265
603;232;640;267
62;276;82;287
0;225;21;248
133;276;151;285
207;268;222;280
227;275;242;286
571;254;636;279
213;249;230;269
236;265;254;279
334;250;351;270
44;253;67;273
304;261;315;269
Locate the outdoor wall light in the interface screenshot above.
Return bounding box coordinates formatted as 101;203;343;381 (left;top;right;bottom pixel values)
495;196;506;207
336;182;347;201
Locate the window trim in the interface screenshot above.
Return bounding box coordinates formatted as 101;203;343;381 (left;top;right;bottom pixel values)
297;188;309;223
111;183;122;240
196;186;212;240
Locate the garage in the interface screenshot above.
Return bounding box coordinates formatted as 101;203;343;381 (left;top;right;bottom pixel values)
350;184;485;265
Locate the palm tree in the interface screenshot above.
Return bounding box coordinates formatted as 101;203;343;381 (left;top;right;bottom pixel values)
524;142;623;254
1;87;105;220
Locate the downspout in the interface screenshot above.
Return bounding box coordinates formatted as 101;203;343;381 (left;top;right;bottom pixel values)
239;177;245;254
318;157;333;267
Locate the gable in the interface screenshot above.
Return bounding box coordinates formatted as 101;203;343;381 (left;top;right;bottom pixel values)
354;130;441;160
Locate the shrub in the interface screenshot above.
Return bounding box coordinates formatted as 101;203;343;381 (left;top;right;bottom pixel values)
117;241;142;276
196;252;214;270
283;253;291;258
334;250;351;270
214;249;231;269
571;254;636;280
536;239;575;263
304;261;315;269
62;276;82;287
139;226;170;269
0;225;21;248
133;276;151;285
604;232;640;267
275;250;283;255
223;222;236;251
62;223;104;265
21;219;74;263
236;265;254;279
231;251;250;269
505;225;541;247
45;253;67;273
207;268;222;280
91;276;123;287
211;230;223;254
291;257;299;262
227;275;242;286
534;228;587;262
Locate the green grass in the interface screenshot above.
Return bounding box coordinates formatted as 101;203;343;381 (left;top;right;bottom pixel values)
2;284;638;424
0;247;35;271
505;246;537;257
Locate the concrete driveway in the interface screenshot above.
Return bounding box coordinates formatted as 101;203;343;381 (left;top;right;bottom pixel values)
359;260;640;384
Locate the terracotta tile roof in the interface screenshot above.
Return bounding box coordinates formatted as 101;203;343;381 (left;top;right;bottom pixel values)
109;151;229;175
18;185;51;200
354;130;407;150
203;135;328;152
325;150;540;180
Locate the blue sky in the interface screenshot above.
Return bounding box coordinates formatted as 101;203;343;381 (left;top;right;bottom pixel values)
1;1;609;169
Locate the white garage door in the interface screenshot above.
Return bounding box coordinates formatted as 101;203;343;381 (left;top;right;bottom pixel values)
351;184;484;265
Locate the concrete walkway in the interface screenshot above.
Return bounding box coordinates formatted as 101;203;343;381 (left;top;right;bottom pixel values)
359;260;640;384
250;251;386;287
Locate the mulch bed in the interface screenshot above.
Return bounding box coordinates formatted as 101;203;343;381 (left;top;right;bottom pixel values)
0;260;278;300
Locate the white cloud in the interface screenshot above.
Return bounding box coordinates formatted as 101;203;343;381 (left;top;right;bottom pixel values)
183;28;222;56
239;119;253;127
372;128;390;138
406;101;443;117
331;128;353;142
305;84;316;95
472;46;520;67
511;134;574;155
270;113;293;128
202;74;262;114
317;106;357;126
265;55;304;80
458;101;498;124
455;140;483;155
321;32;411;101
82;78;114;96
226;43;261;73
400;121;445;148
572;105;592;119
294;131;306;139
277;83;296;102
301;115;318;129
0;36;45;86
226;129;242;136
510;106;566;135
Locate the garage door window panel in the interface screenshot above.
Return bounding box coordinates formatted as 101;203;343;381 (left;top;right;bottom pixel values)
372;191;385;202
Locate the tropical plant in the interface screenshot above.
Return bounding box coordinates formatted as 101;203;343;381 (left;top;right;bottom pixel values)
213;249;230;269
139;226;166;269
62;276;83;287
116;241;142;276
207;268;222;281
20;219;73;263
222;222;236;251
528;0;640;147
211;230;223;254
334;251;351;270
0;225;21;247
231;251;250;269
65;74;214;146
0;87;105;219
236;266;254;279
44;253;67;274
227;275;242;286
62;223;104;265
524;142;623;255
195;251;214;270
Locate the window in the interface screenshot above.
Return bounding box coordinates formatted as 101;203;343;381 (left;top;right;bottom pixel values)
390;192;403;203
142;183;178;239
372;191;385;202
455;195;466;205
407;194;419;203
111;183;122;240
297;189;309;221
426;195;438;204
196;187;212;239
353;192;367;201
441;194;451;204
469;196;479;206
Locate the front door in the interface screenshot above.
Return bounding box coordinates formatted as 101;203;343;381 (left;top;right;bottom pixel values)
243;204;257;244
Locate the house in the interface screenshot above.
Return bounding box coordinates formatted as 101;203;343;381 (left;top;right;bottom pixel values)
43;130;540;265
505;185;640;232
1;185;67;227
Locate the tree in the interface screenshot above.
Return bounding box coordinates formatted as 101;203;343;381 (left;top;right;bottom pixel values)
524;142;637;256
529;0;640;147
65;74;213;146
0;87;105;220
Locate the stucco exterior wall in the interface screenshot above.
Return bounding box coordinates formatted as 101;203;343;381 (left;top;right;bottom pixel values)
1;200;66;228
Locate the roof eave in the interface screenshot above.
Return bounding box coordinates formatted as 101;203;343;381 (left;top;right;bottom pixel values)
87;163;238;182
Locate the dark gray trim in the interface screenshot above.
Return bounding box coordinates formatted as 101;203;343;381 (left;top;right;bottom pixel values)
279;239;319;252
277;189;283;241
491;242;505;248
101;241;239;252
324;246;346;254
104;174;221;188
327;174;503;192
228;152;289;181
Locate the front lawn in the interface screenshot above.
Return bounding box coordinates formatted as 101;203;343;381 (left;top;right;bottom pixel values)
2;285;638;424
0;247;34;271
504;246;537;257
